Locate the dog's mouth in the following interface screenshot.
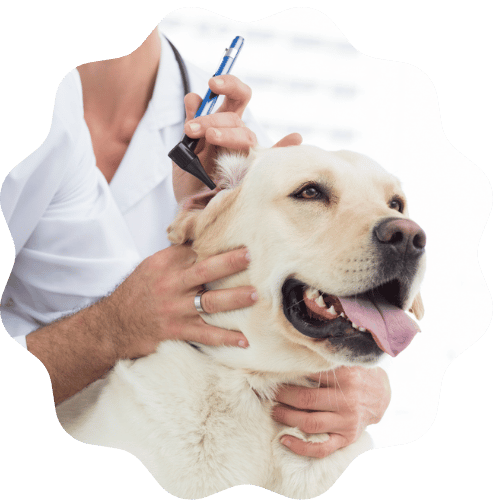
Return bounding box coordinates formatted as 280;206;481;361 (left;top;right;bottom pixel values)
282;278;420;358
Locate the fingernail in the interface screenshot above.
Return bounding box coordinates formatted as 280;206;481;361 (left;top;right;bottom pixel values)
245;251;251;262
189;122;200;132
212;128;222;138
238;339;248;348
281;437;292;447
213;78;224;87
250;291;258;302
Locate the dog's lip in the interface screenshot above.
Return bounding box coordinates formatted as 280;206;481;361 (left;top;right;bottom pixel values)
281;278;383;360
282;278;420;357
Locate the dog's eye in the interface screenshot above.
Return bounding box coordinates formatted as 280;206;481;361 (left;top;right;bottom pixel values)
389;197;404;213
293;184;325;200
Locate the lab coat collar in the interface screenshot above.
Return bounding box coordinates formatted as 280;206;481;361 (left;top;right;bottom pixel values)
109;35;186;214
109;123;167;214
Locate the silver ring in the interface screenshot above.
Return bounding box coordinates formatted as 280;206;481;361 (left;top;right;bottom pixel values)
194;289;208;314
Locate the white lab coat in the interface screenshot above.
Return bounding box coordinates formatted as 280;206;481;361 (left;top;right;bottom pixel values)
1;34;270;348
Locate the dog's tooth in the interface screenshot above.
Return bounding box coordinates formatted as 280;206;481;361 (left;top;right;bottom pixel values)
352;322;358;329
305;287;320;300
327;306;336;315
315;295;326;308
359;327;366;332
340;312;345;318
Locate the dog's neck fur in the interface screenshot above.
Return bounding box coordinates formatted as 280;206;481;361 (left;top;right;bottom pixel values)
187;339;318;400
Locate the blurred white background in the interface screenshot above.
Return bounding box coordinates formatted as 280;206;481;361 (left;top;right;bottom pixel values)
160;8;491;449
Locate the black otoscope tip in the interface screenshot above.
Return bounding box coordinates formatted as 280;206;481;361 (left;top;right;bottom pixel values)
168;136;216;190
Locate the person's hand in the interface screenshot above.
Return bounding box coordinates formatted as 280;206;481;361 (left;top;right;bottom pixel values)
272;366;391;458
172;74;304;200
104;245;256;360
172;75;256;201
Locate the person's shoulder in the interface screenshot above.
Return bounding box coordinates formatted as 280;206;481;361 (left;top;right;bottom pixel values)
9;70;90;189
52;69;85;136
56;70;83;105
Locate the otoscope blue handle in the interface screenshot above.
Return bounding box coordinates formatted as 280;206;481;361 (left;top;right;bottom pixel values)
194;36;245;118
168;36;244;190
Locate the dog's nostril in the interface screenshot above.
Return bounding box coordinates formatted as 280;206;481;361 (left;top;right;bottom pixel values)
413;231;426;250
374;217;426;256
387;231;404;246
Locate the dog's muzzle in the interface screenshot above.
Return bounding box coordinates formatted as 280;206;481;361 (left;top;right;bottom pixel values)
281;272;422;359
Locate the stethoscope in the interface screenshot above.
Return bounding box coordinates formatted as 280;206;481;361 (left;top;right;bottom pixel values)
166;38;191;103
166;37;214;189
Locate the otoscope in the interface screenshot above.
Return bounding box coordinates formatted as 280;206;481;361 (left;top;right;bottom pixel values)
168;36;245;190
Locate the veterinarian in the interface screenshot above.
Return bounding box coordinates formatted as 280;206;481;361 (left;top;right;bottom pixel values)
1;26;390;459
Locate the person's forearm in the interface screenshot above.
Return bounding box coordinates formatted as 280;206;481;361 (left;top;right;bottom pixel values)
26;297;121;405
24;245;255;405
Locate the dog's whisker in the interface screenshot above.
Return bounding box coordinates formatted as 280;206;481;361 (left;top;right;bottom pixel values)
324;371;336;412
283;296;307;313
332;370;341;413
336;369;353;414
314;373;322;407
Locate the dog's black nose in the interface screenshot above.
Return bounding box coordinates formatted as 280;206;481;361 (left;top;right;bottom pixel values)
374;217;426;258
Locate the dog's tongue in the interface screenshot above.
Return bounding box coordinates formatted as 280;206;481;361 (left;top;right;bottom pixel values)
338;294;420;357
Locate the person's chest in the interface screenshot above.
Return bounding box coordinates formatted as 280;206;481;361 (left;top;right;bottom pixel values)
86;115;139;184
106;116;181;258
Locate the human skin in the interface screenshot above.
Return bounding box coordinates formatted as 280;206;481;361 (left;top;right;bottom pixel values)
26;246;256;405
273;366;391;457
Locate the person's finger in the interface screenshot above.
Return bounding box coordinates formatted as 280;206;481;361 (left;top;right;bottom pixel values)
184;93;203;122
183;248;251;289
272;133;303;148
205;127;258;151
199;286;258;314
272;405;342;434
184;112;244;138
189;323;249;348
274;385;344;412
280;433;349;458
209;75;252;116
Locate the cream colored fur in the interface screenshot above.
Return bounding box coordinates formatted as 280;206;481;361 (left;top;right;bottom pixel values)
57;145;425;498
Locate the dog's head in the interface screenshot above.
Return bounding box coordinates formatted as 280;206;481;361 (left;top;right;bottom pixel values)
168;145;426;375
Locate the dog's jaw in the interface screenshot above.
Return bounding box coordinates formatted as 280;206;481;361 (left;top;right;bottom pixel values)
198;296;340;373
196;274;382;379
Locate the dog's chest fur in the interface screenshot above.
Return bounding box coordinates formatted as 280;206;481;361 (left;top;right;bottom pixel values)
60;342;278;496
58;340;370;498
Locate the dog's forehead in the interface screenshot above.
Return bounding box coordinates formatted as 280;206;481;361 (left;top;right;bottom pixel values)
249;146;401;192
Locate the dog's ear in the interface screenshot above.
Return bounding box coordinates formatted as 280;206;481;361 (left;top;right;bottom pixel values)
167;210;199;245
409;292;424;320
216;150;255;189
167;188;220;245
181;188;221;211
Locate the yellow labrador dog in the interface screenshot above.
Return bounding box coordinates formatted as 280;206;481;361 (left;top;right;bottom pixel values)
57;145;426;499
